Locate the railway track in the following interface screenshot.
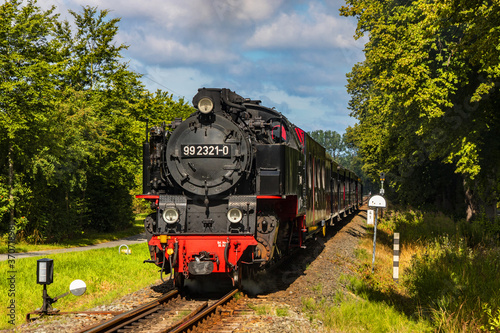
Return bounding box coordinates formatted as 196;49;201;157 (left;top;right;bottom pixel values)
76;289;240;333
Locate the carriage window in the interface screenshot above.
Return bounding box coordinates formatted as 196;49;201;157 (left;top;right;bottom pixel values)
321;161;325;190
307;154;312;189
316;159;320;188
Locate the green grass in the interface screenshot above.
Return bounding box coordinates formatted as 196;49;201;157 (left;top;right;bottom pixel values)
302;295;431;332
402;237;500;331
247;303;289;317
0;242;160;330
0;214;147;254
299;209;500;332
276;307;289;317
249;304;274;316
311;283;322;294
353;209;500;332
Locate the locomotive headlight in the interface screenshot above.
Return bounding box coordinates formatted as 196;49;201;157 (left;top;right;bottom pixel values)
163;207;179;224
197;97;214;114
227;208;243;224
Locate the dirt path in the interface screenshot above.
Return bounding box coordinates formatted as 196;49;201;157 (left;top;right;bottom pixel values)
268;208;368;308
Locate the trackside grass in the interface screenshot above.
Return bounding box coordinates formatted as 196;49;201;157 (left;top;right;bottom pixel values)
0;242;159;330
301;209;500;332
302;292;432;332
350;209;499;332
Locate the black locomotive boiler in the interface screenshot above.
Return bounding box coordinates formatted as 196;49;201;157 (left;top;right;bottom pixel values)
137;88;362;288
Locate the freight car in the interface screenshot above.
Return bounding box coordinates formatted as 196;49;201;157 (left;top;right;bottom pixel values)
137;88;362;288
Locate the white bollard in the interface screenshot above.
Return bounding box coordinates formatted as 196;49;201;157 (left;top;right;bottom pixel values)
367;209;374;225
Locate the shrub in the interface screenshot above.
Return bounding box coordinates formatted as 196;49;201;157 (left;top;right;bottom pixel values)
403;236;500;331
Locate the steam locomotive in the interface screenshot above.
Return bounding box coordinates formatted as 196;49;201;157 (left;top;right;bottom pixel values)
137;88;362;288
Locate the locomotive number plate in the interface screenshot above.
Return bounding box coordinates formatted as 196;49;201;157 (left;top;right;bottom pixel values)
181;144;231;157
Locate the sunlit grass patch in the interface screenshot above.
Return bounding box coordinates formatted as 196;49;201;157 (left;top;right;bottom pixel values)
247;303;274;316
301;294;431;332
311;282;323;294
377;209;456;244
0;242;159;330
403;238;500;332
276;307;289;317
247;303;290;317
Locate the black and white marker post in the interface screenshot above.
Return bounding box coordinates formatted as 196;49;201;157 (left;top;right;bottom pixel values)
393;232;400;282
367;173;387;274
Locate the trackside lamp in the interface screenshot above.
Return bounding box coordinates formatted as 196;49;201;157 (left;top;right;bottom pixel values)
379;172;386;195
37;258;54;285
28;258;88;321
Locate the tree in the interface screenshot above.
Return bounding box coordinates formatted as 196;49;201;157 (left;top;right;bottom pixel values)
341;0;500;219
308;130;343;158
50;6;192;233
0;1;194;240
0;0;62;239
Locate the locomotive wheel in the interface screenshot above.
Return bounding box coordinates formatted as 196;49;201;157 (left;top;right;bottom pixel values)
233;267;243;289
255;237;272;262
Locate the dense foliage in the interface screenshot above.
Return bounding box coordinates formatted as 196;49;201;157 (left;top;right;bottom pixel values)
341;0;500;218
0;0;193;242
372;209;500;331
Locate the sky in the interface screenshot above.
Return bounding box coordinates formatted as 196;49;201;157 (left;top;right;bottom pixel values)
45;0;367;134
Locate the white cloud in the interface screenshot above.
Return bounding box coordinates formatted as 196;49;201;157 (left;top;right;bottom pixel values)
243;84;352;133
206;0;284;23
121;31;239;66
246;3;359;50
67;0;282;29
52;0;365;134
140;66;214;100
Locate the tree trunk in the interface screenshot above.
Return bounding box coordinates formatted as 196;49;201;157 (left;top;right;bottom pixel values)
464;179;497;222
465;185;478;222
8;142;15;228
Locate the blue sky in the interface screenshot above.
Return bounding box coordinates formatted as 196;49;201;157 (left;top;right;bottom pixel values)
47;0;366;133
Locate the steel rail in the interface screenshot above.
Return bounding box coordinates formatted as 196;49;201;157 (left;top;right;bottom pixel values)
165;301;208;332
77;289;178;333
168;289;238;333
